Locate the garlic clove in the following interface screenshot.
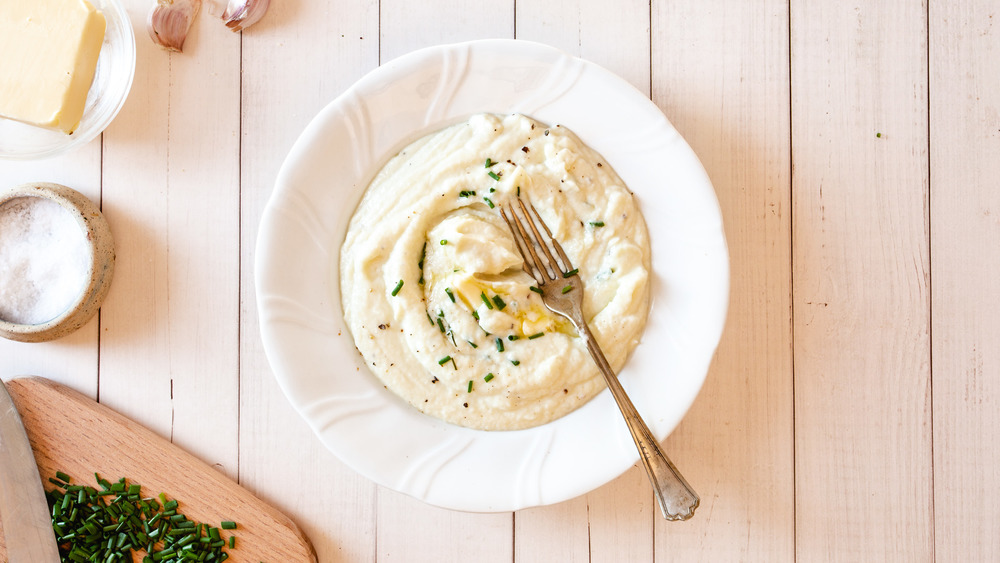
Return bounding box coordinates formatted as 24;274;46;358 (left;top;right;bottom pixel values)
147;0;202;52
221;0;270;32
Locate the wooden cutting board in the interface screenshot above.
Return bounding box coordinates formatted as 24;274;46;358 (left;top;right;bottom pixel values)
0;377;317;562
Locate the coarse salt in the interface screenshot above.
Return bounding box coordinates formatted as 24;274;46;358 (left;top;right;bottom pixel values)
0;196;90;325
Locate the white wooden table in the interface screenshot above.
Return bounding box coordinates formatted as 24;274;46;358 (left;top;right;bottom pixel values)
2;0;998;560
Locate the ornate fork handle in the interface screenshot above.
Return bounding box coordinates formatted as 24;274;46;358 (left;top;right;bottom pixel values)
500;198;699;521
572;313;699;521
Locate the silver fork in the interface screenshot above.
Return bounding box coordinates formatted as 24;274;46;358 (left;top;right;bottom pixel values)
500;198;699;521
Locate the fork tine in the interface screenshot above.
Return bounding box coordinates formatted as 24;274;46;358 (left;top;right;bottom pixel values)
500;204;549;284
515;198;566;278
522;199;574;273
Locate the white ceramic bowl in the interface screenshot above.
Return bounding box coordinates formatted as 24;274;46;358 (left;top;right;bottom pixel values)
0;0;136;160
256;39;729;512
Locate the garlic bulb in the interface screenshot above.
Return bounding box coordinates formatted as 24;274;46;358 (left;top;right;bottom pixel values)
147;0;202;52
221;0;270;32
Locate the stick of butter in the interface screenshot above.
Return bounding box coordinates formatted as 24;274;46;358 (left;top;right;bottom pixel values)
0;0;107;134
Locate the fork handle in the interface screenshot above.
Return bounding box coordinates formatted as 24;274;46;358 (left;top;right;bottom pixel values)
579;324;700;521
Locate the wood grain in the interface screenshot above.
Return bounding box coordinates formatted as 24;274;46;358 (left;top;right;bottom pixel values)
237;1;381;562
5;0;1000;559
651;0;795;560
930;0;1000;560
0;377;315;562
791;0;932;559
99;0;242;481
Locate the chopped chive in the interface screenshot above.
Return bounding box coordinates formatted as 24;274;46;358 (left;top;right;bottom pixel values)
507;334;519;341
468;380;474;393
440;239;448;245
589;221;605;227
444;287;456;302
437;318;446;333
480;292;494;309
451;357;458;369
528;332;545;339
489;187;496;193
485;157;496;168
467;340;478;348
484;373;495;382
46;472;239;561
418;242;427;285
472;310;480;320
229;536;235;549
563;269;579;278
491;295;506;310
391;280;404;296
56;471;71;482
426;311;435;325
488;171;500;181
529;286;543;295
517;185;521;196
438;356;452;365
562;285;574;294
483;197;495;209
220;521;237;530
495;338;504;352
459;190;476;197
511;360;520;366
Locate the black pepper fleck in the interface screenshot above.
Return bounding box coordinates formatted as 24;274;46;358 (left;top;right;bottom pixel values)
521;146;529;153
463;403;469;408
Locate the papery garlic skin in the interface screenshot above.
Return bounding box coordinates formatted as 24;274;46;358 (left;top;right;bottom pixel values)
147;0;202;52
222;0;270;32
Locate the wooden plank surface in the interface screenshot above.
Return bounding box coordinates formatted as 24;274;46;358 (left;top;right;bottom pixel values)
929;0;1000;560
0;377;315;562
791;0;932;560
98;0;242;481
3;0;1000;560
650;0;795;560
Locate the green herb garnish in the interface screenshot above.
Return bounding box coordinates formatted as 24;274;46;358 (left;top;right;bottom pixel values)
467;380;474;392
589;221;605;227
467;340;478;348
511;360;520;366
563;269;579;278
507;334;519;341
459;190;476;197
491;295;506;310
391;280;404;296
484;373;495;382
440;239;448;245
445;287;456;302
529;286;543;295
438;356;452;365
561;285;574;294
495;338;504;352
480;292;494;310
483;197;495;209
488;171;500;181
528;332;545;339
485;158;496;168
47;473;238;562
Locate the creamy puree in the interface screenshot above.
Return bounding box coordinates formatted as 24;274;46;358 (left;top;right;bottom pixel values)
340;113;650;430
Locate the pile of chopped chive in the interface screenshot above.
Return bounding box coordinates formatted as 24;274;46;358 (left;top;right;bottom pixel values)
47;471;238;563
